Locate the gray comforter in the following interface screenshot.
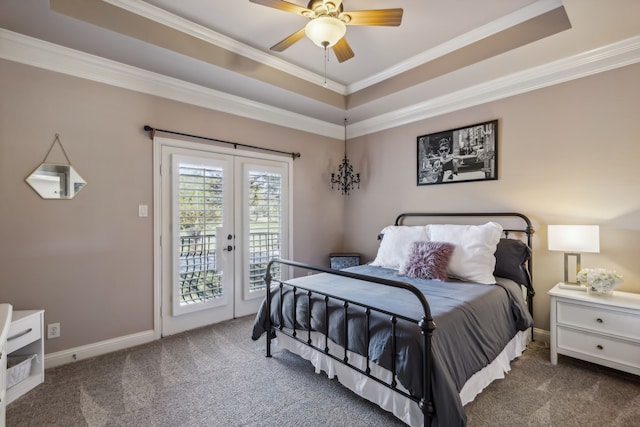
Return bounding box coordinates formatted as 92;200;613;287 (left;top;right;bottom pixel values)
251;264;533;426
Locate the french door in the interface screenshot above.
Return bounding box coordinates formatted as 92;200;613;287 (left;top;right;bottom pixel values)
154;138;291;337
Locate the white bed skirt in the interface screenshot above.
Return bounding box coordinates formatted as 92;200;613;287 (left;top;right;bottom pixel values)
273;329;531;426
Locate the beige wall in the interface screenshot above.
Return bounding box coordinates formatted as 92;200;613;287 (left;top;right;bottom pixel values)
0;59;344;353
344;62;640;331
1;57;639;353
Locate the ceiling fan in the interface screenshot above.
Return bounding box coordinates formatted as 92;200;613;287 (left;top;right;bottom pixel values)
249;0;403;63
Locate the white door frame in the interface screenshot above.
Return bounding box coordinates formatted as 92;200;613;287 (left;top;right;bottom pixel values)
152;136;294;339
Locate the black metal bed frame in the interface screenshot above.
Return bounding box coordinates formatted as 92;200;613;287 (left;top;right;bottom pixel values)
262;212;535;427
394;212;536;333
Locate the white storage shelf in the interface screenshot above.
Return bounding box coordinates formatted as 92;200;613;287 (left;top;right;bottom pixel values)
549;284;640;376
1;304;13;427
6;310;44;405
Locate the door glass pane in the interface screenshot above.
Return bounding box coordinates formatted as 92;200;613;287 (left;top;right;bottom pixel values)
248;171;282;292
178;163;224;305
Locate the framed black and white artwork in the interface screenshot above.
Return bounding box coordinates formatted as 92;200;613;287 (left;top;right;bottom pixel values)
417;120;497;186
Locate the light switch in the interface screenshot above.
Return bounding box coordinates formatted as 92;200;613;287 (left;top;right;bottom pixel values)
138;204;148;217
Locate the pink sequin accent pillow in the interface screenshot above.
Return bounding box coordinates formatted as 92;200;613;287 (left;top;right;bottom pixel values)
399;241;455;281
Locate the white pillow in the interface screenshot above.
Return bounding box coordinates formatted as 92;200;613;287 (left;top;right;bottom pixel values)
370;225;429;270
427;222;503;284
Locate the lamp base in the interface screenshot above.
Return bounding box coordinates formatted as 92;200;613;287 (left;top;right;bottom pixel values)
563;252;581;284
558;283;587;291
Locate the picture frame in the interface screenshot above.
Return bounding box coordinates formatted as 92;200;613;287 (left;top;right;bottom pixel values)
417;120;498;186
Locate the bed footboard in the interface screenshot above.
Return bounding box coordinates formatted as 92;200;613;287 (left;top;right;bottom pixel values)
263;258;436;426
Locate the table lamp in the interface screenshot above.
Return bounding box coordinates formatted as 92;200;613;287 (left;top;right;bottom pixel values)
548;225;600;284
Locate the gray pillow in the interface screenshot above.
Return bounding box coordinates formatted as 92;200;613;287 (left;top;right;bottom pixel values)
493;238;531;287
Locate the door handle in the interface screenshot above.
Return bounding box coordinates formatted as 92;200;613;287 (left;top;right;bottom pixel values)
223;245;234;251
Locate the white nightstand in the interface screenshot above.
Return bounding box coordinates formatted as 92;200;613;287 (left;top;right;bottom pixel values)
6;310;44;404
0;304;13;427
549;283;640;375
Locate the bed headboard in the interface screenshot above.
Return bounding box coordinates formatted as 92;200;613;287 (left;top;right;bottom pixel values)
394;211;534;245
392;212;535;328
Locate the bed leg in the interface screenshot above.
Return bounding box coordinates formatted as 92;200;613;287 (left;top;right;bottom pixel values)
529;290;535;341
265;269;273;358
420;316;437;426
419;400;435;427
266;332;272;358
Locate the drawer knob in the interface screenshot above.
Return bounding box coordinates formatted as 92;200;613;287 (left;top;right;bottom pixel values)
596;344;604;350
596;318;603;323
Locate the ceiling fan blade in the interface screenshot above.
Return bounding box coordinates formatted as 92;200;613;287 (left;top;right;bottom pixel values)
332;37;354;63
249;0;311;16
270;27;307;52
345;9;403;26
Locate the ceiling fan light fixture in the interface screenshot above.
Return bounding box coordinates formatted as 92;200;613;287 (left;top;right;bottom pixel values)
305;16;346;48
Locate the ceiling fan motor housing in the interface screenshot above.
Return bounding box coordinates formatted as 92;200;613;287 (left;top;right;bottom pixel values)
306;1;345;18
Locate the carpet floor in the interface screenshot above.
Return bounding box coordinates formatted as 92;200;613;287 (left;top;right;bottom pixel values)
7;315;640;426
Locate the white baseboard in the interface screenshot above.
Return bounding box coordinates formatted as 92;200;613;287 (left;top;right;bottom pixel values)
44;330;155;369
533;327;550;344
43;327;550;370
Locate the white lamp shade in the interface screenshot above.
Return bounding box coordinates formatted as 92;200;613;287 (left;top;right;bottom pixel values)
305;17;346;48
548;225;600;253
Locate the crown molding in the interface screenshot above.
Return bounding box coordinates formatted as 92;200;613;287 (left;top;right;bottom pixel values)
346;0;564;94
1;29;638;140
349;34;640;138
0;29;343;139
106;0;562;96
102;0;346;94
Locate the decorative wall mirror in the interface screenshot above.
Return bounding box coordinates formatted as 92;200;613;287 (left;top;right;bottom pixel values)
25;134;86;199
26;163;86;199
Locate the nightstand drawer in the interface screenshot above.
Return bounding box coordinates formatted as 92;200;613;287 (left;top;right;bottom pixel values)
558;326;640;370
7;313;41;354
557;300;640;341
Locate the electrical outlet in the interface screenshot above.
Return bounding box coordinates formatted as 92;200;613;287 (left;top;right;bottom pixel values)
47;322;61;339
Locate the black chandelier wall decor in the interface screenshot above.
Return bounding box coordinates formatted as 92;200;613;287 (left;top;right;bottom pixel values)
331;118;360;195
